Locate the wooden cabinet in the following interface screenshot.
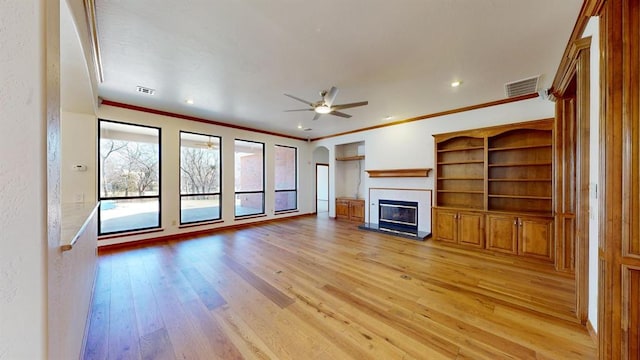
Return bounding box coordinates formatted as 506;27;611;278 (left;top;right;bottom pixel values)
335;198;365;223
486;214;553;261
433;119;555;263
518;216;553;260
434;208;484;248
486;214;518;254
336;199;350;220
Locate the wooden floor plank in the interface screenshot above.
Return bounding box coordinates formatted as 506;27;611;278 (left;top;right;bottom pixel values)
86;215;597;359
139;328;175;360
107;255;140;360
221;255;295;309
181;267;227;310
83;254;112;360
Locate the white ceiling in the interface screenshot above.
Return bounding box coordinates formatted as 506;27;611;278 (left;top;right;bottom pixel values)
86;0;582;139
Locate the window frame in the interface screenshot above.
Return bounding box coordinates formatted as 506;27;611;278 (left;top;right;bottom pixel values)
274;144;298;213
234;139;265;218
179;131;223;225
98;119;162;236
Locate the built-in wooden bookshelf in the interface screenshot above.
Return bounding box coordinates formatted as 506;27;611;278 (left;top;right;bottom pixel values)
436;136;485;210
432;119;555;262
487;128;553;214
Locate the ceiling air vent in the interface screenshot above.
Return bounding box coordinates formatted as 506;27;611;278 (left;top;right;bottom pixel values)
136;86;155;95
504;75;539;98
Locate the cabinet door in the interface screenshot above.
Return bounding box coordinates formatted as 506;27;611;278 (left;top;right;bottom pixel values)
486;215;517;254
518;217;553;261
458;212;485;248
434;209;457;243
336;200;350;220
349;200;365;223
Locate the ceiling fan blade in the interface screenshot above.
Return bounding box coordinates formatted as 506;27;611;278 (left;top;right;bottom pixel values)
331;101;369;110
312;112;321;121
284;109;313;112
284;93;314;106
324;86;339;107
329;111;352;118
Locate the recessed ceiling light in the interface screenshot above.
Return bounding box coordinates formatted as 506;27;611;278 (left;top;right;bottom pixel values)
384;115;393;120
297;124;303;129
185;99;194;105
451;81;462;88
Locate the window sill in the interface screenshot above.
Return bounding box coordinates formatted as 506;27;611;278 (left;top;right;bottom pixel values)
179;219;224;229
98;228;163;240
274;209;299;215
234;213;267;221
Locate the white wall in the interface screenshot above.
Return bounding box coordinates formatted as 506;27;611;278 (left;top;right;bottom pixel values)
583;16;600;332
314;97;555;219
61;112;97;203
90;105;314;246
0;1;51;358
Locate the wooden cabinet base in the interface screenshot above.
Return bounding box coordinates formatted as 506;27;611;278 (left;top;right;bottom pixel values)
435;208;554;263
335;198;365;224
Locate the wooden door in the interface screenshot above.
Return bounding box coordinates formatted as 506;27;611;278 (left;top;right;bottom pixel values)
458;212;484;248
335;199;349;220
518;217;553;262
434;209;457;243
486;215;517;254
350;200;365;223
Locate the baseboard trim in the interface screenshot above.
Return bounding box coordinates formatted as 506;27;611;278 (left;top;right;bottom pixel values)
586;319;597;345
98;213;314;254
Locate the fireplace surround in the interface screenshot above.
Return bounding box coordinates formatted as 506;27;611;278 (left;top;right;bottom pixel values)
359;188;432;240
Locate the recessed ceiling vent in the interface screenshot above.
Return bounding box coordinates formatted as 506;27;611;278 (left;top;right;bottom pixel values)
136;86;155;95
504;75;539;98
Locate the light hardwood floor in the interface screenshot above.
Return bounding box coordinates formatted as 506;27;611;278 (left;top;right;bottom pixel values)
84;215;596;359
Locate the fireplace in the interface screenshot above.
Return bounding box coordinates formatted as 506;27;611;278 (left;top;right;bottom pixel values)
378;199;419;235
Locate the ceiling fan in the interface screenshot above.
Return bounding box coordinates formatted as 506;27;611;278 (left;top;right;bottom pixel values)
194;136;219;149
284;86;368;120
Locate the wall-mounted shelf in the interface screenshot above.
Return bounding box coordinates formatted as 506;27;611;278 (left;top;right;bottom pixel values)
365;168;432;178
336;155;365;161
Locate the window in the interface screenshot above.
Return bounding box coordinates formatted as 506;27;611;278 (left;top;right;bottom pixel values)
99;120;160;235
274;145;297;212
179;132;221;224
234;139;264;217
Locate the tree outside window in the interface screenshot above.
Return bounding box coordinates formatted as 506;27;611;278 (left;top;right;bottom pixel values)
98;120;160;234
180;132;221;224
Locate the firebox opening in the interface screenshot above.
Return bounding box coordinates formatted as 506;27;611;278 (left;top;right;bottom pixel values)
379;199;419;235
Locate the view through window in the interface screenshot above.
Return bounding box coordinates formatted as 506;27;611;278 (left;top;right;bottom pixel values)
180;132;221;224
99;120;160;234
274;145;297;212
234;139;264;217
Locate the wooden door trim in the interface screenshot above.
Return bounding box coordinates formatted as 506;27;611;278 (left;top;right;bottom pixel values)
574;43;591;326
555;36;592;325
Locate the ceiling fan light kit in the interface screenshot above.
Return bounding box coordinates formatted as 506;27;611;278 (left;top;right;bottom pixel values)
284;86;368;120
314;105;331;114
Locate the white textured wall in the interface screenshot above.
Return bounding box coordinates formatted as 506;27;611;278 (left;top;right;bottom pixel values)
91;105;314;246
0;1;49;358
61;111;97;203
583;16;600;332
314;97;555;218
